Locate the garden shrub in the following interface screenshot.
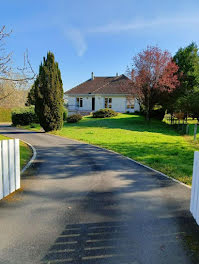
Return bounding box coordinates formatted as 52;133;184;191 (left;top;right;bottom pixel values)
93;109;118;118
66;114;82;123
12;107;39;126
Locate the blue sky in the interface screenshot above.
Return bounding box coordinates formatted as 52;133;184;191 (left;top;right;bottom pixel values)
2;0;199;91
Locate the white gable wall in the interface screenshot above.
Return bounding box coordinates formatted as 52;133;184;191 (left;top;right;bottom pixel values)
111;97;126;112
66;95;140;114
94;95;127;112
81;97;92;111
95;95;103;111
67;96;76;109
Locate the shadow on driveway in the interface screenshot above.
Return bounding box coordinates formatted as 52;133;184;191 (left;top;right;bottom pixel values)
41;221;138;264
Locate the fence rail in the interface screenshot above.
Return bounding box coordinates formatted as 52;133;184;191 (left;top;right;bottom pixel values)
0;139;20;199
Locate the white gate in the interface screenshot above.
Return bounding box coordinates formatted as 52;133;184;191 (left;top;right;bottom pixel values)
0;139;20;199
190;151;199;224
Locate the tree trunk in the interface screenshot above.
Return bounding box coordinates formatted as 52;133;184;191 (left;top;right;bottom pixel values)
146;93;150;121
146;110;150;121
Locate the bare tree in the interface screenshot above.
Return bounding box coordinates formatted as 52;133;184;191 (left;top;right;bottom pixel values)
0;25;36;102
0;26;12;78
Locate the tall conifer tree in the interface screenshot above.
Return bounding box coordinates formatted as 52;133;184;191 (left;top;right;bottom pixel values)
34;52;63;132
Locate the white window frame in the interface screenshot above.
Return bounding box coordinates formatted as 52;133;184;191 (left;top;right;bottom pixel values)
76;97;83;108
126;97;135;110
104;97;112;109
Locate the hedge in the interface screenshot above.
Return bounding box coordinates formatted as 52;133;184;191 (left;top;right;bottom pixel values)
12;108;39;126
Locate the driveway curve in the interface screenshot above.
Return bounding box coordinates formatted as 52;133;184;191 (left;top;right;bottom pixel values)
0;125;199;264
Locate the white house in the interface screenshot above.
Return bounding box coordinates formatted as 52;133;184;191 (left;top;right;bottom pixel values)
64;72;140;115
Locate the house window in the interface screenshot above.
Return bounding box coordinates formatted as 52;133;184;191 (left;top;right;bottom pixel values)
76;97;83;107
126;97;135;109
105;97;112;108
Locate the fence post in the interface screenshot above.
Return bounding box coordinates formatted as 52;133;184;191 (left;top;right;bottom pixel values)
0;143;3;200
190;151;199;224
194;124;198;141
182;124;184;133
8;139;15;193
186;124;189;135
2;140;9;197
14;139;20;190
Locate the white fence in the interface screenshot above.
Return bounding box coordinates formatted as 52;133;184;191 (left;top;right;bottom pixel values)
0;139;20;199
190;151;199;224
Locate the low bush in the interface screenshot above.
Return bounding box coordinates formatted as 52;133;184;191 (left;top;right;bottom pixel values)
12;107;39;126
66;114;82;123
93;109;118;118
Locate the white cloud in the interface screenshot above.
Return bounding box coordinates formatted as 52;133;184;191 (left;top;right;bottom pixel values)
88;16;199;34
63;27;87;56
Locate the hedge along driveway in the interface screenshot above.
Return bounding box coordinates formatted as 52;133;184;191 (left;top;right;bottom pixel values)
49;114;199;186
0;135;32;170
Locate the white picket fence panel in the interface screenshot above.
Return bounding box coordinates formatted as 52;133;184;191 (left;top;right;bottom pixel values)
190;151;199;224
0;139;20;199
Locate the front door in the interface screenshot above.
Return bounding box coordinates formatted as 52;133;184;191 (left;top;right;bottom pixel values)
92;97;95;111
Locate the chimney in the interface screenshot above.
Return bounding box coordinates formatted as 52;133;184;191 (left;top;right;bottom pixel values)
116;72;118;77
91;72;94;80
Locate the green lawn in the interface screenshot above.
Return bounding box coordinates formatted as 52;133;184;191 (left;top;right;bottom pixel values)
0;135;32;170
20;114;199;185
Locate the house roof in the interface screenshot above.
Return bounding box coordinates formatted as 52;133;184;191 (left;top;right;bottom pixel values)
65;74;132;95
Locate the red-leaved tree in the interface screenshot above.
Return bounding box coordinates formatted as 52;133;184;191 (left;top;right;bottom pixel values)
131;46;179;120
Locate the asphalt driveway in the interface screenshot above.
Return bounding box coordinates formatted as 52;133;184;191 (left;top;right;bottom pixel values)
0;125;199;264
